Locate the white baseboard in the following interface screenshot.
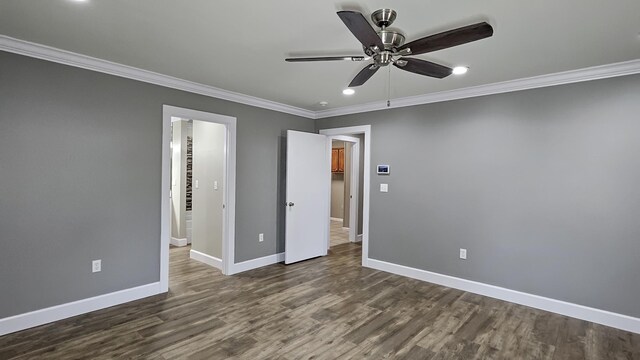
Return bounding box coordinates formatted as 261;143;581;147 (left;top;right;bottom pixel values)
330;217;343;222
170;237;188;247
230;252;285;275
189;249;222;270
367;258;640;334
342;227;350;230
0;282;162;336
356;234;363;242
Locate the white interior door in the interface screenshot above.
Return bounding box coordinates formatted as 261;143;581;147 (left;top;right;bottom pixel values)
285;130;330;264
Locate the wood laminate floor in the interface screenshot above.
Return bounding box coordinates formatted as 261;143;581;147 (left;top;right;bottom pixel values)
1;244;639;359
330;219;350;247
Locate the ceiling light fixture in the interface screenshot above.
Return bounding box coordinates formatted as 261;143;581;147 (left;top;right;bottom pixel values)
342;88;355;95
319;101;329;107
452;66;469;75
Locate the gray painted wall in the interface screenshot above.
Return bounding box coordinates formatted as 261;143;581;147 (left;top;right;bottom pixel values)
191;120;225;259
0;51;314;318
330;173;345;219
317;74;640;318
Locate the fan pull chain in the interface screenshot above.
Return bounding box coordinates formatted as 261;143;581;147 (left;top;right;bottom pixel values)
387;66;391;107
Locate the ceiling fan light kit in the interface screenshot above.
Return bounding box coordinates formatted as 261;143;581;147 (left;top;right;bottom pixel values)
285;8;493;88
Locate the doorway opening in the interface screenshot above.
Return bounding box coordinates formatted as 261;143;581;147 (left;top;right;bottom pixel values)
320;126;371;266
328;136;361;249
161;105;237;292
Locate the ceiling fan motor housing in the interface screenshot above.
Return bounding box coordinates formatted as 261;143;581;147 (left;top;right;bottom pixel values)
366;30;405;66
378;30;405;50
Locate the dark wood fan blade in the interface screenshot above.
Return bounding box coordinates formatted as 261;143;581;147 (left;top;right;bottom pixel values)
393;58;452;79
349;64;380;87
398;22;493;55
337;11;384;50
285;56;366;62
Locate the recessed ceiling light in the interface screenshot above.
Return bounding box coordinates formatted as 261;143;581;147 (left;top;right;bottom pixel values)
452;66;469;75
342;88;355;95
319;101;329;107
71;0;88;2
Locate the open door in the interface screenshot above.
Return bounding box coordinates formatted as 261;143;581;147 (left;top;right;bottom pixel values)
285;130;330;264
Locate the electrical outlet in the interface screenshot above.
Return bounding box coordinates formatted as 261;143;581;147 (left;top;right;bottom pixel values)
259;233;264;242
92;259;102;273
459;249;467;260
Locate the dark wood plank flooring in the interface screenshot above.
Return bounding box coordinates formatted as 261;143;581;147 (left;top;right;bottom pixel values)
1;243;639;359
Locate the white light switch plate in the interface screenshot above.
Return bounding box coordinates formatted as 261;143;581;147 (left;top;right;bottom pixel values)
459;248;467;260
380;184;389;192
214;181;218;190
195;180;199;189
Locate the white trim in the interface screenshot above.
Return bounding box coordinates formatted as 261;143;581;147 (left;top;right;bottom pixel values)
189;249;222;270
230;252;285;275
3;36;640;122
330;135;360;143
367;258;640;334
320;126;371;267
330;217;343;222
314;59;640;119
342;227;350;230
0;282;161;336
0;35;315;119
160;112;171;292
162;105;237;283
170;237;188;247
347;140;360;243
356;234;363;242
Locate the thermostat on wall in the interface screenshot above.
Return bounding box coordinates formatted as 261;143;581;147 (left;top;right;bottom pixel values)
377;165;390;175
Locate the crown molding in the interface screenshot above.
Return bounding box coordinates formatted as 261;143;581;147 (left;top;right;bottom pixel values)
3;35;640;121
315;59;640;119
0;35;316;119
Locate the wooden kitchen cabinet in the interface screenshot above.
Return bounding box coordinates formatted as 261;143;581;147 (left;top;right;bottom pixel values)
331;148;344;173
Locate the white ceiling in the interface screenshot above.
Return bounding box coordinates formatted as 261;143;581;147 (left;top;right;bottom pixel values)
1;1;639;111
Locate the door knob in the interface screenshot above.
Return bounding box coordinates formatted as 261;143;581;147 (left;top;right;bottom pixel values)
288;202;295;207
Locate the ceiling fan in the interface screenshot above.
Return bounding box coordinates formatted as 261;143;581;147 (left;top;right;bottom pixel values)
285;9;494;87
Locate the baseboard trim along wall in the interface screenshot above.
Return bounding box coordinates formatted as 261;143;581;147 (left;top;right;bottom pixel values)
0;250;286;335
170;237;188;247
0;282;162;336
330;217;343;222
230;252;285;275
189;249;222;270
367;258;640;334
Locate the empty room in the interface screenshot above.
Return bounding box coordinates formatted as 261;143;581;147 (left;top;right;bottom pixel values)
1;1;640;359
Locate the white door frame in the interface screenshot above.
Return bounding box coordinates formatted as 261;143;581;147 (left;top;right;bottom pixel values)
328;135;360;244
320;125;371;267
161;105;237;291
